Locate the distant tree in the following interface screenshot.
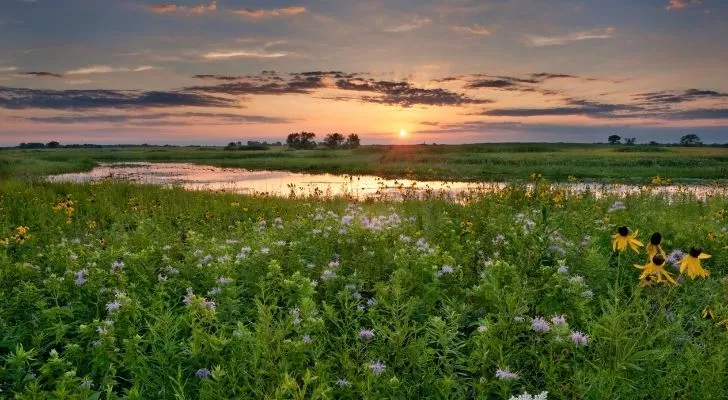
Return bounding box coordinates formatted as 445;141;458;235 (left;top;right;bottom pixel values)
225;142;238;150
46;141;60;148
623;137;636;145
324;133;345;149
18;142;45;149
286;132;317;149
608;135;621;145
344;134;361;149
680;134;702;147
648;141;660;146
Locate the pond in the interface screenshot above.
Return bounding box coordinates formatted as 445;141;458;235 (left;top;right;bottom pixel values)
47;162;728;200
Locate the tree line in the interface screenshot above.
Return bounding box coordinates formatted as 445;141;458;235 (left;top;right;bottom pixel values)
285;132;361;150
607;134;706;146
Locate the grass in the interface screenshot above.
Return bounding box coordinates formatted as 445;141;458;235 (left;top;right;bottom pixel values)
2;143;728;183
1;178;728;398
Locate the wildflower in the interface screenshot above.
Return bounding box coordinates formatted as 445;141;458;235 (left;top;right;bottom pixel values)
495;368;518;380
646;232;666;260
111;260;125;271
508;391;549;400
612;226;643;253
702;307;714;320
105;301;121;313
199;255;213;266
437;264;454;277
635;254;676;286
196;368;212;379
369;361;386;375
581;235;592;247
581;290;594;299
607;201;626;213
217;276;231;285
74;269;88;286
550;315;567;326
336;378;352;387
531;317;550;332
493;234;506;245
302;334;312;344
510;391;549;400
80;377;94;389
366;298;377;307
557;265;569;274
202;299;216;310
321;269;337;281
666;249;684;270
570;331;589;346
157;274;168;282
358;328;375;340
207;287;222;296
476;325;488;333
513;316;525;323
548;245;567;256
260;247;270;254
679;247;711;279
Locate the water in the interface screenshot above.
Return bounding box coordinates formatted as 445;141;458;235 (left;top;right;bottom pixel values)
47;162;728;200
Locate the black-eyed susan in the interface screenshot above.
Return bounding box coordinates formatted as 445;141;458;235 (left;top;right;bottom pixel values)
634;254;676;286
646;232;666;260
612;226;643;253
680;247;711;279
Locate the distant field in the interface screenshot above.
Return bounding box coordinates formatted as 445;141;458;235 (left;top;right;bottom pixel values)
2;143;728;182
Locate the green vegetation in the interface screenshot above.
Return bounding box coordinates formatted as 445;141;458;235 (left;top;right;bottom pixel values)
1;179;728;398
2;143;728;183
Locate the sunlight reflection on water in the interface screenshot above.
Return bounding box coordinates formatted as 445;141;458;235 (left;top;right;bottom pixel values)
47;162;728;200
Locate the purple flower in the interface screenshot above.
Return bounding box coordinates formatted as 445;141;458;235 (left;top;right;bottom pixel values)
321;269;337;281
111;260;125;271
202;299;216;310
581;235;592;247
366;298;377;307
105;301;121;313
302;334;312;344
74;269;87;286
195;368;211;379
358;328;375;340
369;361;386;375
217;276;231;285
548;245;567;256
557;265;569;274
550;315;567;326
570;331;589;346
495;368;518;380
335;378;352;387
531;316;550;332
666;249;684;270
437;264;454;277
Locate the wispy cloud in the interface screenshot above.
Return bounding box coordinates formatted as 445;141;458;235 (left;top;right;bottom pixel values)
65;65;159;75
202;49;289;59
665;0;701;11
19;71;65;78
525;27;614;46
148;1;217;15
0;67;18;73
232;6;307;18
383;16;432;33
453;24;491;35
20;112;293;125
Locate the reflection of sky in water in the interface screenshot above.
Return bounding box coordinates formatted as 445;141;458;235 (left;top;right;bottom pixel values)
48;162;728;200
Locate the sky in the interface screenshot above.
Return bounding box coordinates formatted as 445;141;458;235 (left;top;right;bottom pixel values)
0;0;727;145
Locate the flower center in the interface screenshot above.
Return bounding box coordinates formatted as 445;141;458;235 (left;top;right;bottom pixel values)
652;254;665;266
618;226;629;237
689;247;702;258
650;232;662;245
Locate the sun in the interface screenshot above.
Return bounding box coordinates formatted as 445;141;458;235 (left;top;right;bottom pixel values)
399;128;408;137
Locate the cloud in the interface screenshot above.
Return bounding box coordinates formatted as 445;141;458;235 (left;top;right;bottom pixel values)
148;1;217;14
232;6;307;18
665;0;701;10
65;65;159;75
453;24;491;35
525;27;614;46
0;87;235;110
0;67;18;73
18;71;65;78
186;70;490;107
475;99;643;117
383;16;432;33
634;88;728;105
202;49;289;59
19;111;293;125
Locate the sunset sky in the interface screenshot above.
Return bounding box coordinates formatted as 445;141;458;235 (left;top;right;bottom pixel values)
1;0;727;145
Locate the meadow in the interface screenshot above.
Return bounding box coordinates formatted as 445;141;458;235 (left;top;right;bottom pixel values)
2;173;728;399
2;143;728;183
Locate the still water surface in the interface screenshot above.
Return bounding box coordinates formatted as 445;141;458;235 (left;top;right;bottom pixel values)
47;162;728;200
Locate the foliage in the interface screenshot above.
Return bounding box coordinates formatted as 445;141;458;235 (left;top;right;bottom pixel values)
286;132;317;150
607;135;621;145
680;134;703;147
323;133;345;149
1;178;728;398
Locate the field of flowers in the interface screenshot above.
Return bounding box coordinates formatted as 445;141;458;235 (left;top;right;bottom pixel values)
1;179;728;399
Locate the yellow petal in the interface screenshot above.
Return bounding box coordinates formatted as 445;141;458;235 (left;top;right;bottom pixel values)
699;253;711;260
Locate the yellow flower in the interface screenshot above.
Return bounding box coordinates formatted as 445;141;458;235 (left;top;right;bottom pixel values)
679;247;711;279
87;220;97;229
634;254;676;286
703;307;714;320
646;232;666;260
612;226;643;253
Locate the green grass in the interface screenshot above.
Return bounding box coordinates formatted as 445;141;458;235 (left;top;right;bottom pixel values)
1;179;728;398
2;143;728;183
